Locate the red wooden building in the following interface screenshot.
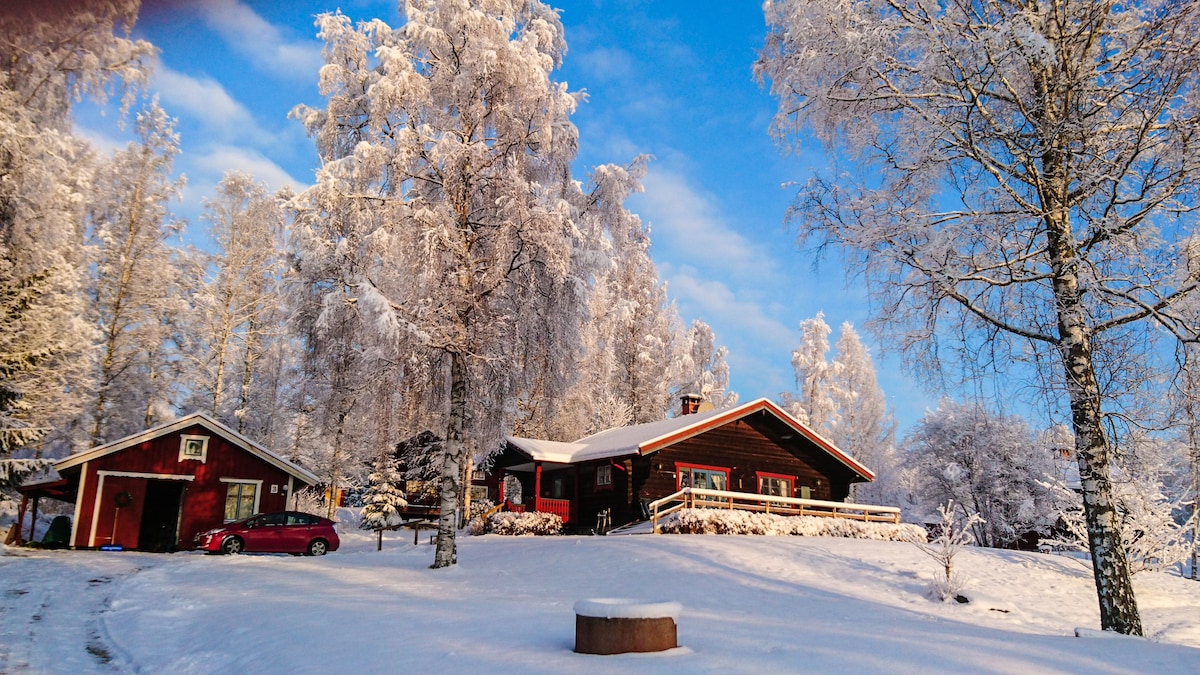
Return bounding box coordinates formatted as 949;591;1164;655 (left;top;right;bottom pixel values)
18;412;318;551
484;397;875;528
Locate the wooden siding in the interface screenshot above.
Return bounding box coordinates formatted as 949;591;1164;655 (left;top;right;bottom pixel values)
72;423;295;550
637;420;840;503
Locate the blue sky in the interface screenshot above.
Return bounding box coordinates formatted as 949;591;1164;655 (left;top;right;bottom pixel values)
78;0;935;430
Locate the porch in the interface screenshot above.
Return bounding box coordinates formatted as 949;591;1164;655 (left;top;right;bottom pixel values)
495;460;578;525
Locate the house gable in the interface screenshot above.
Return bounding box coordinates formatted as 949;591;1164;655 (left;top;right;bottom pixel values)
55;412;317;485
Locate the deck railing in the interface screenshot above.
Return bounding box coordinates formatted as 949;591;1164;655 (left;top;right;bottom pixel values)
534;497;571;523
648;487;901;534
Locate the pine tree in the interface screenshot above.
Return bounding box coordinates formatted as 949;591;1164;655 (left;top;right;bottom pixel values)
360;454;408;551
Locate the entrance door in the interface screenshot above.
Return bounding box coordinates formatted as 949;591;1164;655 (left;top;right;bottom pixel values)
138;481;184;552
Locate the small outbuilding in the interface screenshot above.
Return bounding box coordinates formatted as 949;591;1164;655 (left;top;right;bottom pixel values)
19;412;318;551
484;397;875;529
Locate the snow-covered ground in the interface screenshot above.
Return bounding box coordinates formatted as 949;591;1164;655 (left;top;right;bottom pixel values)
2;527;1199;673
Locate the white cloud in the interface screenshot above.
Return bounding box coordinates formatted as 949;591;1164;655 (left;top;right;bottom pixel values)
191;146;308;195
637;169;777;277
195;0;324;83
73;123;130;157
152;67;264;143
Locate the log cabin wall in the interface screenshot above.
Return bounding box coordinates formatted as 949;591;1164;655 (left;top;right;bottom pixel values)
635;420;841;504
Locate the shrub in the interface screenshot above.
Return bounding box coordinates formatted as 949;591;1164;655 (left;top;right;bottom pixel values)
660;508;927;542
486;511;563;536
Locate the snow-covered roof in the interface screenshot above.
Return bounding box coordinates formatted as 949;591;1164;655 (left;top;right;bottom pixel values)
505;398;873;481
54;412;320;485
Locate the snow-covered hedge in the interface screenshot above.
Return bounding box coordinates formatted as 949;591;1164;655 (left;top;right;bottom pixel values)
660;508;927;542
485;511;563;536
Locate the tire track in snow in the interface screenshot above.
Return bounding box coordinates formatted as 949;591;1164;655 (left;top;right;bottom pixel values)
0;550;155;673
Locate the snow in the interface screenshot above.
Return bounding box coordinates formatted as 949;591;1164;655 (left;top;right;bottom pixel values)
2;530;1200;673
573;598;682;620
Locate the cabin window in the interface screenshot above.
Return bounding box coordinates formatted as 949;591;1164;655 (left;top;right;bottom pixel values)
222;481;260;521
596;464;613;488
677;464;729;491
757;472;794;498
549;474;568;499
178;434;209;463
799;486;812;500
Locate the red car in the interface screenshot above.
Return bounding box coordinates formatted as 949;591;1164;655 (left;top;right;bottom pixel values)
194;511;340;556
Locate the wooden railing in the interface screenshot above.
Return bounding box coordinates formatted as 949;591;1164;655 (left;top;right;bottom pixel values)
534;497;571;523
648;487;901;534
480;501;506;520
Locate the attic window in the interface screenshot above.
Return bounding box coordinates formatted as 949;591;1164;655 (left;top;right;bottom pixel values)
179;435;209;463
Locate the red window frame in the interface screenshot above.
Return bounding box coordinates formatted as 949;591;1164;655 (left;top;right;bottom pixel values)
755;471;796;498
676;463;731;491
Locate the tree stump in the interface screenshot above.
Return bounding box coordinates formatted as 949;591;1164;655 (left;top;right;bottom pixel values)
573;599;681;655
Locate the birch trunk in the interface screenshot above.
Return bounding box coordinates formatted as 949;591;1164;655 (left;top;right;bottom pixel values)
432;349;467;568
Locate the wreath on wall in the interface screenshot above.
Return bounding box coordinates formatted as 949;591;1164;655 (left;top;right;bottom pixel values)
113;491;133;508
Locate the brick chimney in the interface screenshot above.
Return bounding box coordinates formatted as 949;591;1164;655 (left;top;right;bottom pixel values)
680;394;703;416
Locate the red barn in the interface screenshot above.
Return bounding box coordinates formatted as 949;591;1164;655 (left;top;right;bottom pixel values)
36;412;318;551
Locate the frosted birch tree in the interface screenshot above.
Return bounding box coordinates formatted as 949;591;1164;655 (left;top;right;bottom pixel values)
787;312;838;432
831;323;894;502
0;0;153;455
86;101;184;443
555;159;677;437
291;0;586;567
903;398;1063;548
673;320;737;410
187;172;287;431
758;0;1200;634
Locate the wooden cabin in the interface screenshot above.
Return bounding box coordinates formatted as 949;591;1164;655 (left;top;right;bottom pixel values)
16;412;318;551
484;397;875;529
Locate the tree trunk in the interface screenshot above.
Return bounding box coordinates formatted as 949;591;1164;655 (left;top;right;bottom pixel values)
432;350;467;568
1046;205;1143;635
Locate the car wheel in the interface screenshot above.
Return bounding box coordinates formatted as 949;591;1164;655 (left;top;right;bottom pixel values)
307;539;328;556
221;536;245;555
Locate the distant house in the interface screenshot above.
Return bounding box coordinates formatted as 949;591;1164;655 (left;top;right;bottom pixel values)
483;397;875;529
17;412;318;551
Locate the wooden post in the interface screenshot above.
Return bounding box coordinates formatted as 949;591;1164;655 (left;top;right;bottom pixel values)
534;462;543;515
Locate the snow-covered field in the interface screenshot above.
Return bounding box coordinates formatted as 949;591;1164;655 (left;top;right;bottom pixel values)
2;527;1199;673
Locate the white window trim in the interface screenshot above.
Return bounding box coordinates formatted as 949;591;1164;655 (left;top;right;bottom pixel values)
220;478;263;521
595;464;613;487
179;434;210;463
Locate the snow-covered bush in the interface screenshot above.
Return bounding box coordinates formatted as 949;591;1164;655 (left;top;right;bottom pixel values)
912;501;984;602
485;511;563;536
465;499;497;535
659;508;926;542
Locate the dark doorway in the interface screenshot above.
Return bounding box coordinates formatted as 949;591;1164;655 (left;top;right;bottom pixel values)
138;481;184;552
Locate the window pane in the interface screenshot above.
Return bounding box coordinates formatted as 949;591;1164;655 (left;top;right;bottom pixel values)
224;486;240;521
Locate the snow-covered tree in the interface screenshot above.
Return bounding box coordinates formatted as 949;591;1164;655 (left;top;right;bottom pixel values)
913;501;985;602
902;399;1064;549
86;101;185;443
673;320;737;410
830;323;894;502
787;312;836;432
552;159;679;438
291;1;588;568
360;454;408;551
758;0;1200;634
186;172;287;432
0;0;153;456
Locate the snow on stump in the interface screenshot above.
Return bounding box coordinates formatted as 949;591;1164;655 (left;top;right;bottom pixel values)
573;598;681;655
